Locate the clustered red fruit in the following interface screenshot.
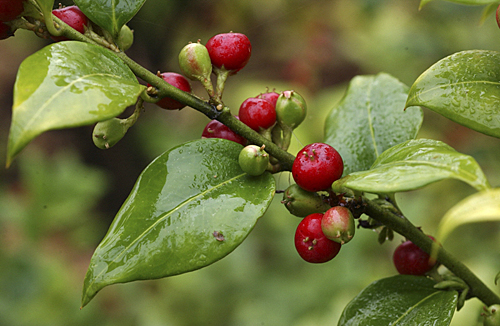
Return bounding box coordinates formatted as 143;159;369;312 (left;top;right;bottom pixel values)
206;32;251;74
292;143;344;192
0;0;24;22
148;72;192;110
51;5;89;41
294;213;341;263
202;118;247;146
392;236;436;275
238;97;276;131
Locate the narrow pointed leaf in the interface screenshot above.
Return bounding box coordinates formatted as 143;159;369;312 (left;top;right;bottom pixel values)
74;0;146;37
338;275;457;326
406;50;500;138
324;73;423;176
7;41;145;166
82;139;276;307
335;139;490;193
437;188;500;242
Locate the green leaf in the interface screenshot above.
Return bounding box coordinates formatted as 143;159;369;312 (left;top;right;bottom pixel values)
437;188;500;243
335;139;490;193
420;0;500;9
74;0;146;37
7;41;145;166
324;73;423;176
81;139;276;307
406;50;500;139
338;275;458;326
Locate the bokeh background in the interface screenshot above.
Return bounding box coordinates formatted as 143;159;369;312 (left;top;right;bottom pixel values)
1;0;500;325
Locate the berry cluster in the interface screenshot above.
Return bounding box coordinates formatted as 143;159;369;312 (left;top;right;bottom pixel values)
294;206;355;263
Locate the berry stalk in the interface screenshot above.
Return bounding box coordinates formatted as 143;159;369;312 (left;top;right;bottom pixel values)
363;198;500;307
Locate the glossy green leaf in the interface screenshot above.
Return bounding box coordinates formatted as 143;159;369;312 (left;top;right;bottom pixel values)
420;0;499;9
81;139;276;307
7;41;145;166
338;275;458;326
74;0;146;37
406;50;500;138
437;188;500;243
324;73;423;176
335;139;490;193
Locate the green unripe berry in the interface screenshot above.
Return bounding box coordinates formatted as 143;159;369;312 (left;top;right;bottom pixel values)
275;90;307;130
282;184;331;217
92;118;129;149
321;206;355;244
484;304;500;326
178;42;212;82
117;25;134;51
238;145;269;176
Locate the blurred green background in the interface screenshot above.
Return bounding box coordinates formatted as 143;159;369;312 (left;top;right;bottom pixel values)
1;0;500;325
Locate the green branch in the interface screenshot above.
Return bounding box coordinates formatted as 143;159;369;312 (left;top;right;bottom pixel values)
363;198;500;307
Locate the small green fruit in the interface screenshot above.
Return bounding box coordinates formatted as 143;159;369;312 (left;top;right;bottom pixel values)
275;90;307;130
117;25;134;51
321;206;355;244
484;304;500;326
92;118;129;149
178;42;212;82
282;184;331;217
238;145;269;176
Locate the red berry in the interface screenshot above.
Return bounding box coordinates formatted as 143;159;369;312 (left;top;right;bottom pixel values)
147;72;191;110
393;237;436;275
294;213;341;263
0;0;24;22
292;143;343;192
259;91;280;108
206;32;251;73
0;21;14;40
202;118;247;146
238;97;276;131
52;5;88;41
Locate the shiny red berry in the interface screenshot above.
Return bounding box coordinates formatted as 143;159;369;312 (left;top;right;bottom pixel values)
148;72;191;110
0;0;24;22
259;91;280;108
52;5;88;41
294;213;341;263
206;32;251;73
238;97;276;131
202;118;247;146
393;237;436;275
292;143;343;192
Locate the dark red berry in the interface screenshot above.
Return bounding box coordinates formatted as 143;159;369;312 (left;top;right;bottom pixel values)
147;72;191;110
206;32;251;73
202;118;247;146
259;91;280;108
292;143;343;192
0;0;24;22
238;97;276;131
393;236;436;275
294;213;341;263
0;21;14;40
52;5;88;41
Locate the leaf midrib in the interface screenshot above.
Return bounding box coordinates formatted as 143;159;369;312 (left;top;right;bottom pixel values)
85;172;247;293
18;73;123;135
392;291;442;325
407;80;500;105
